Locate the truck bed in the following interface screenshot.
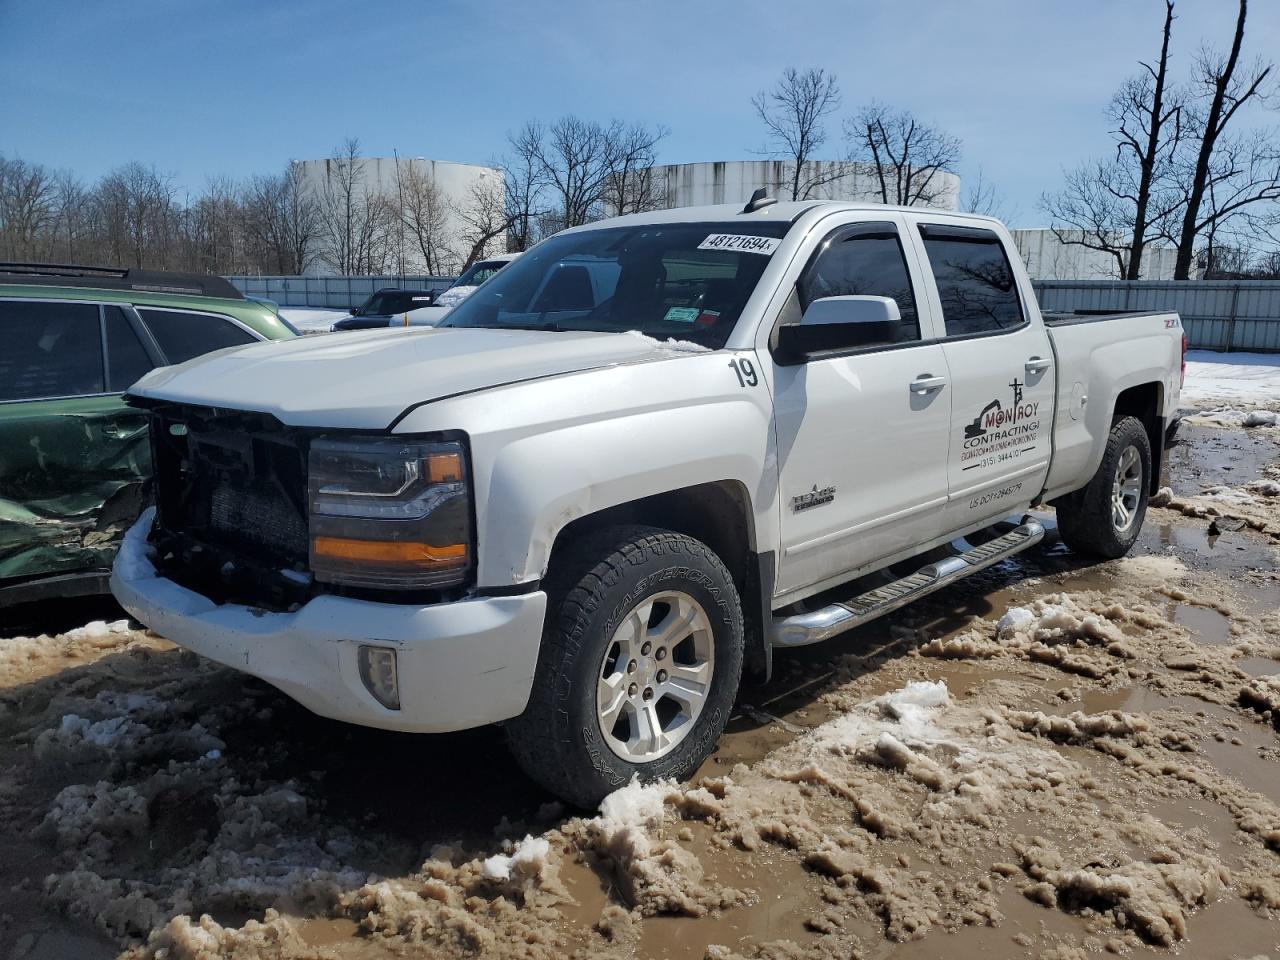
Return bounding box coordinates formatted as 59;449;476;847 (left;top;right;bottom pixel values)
1042;310;1173;327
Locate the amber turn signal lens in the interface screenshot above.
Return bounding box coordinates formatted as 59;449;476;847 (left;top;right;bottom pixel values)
425;451;463;484
312;536;466;565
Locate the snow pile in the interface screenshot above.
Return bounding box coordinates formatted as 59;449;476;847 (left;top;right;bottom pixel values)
276;307;347;334
1016;838;1229;946
1181;350;1280;410
0;617;153;687
1203;484;1257;503
811;680;951;754
620;330;712;354
585;776;743;917
480;835;552;881
66;619;133;641
1186;407;1279;428
1147;480;1280;536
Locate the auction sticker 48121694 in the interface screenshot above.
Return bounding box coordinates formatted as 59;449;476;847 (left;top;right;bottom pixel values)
697;234;781;255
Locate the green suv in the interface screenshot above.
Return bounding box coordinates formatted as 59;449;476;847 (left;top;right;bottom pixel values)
0;263;297;607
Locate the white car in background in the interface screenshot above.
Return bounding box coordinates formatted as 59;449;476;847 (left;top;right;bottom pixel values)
408;252;521;326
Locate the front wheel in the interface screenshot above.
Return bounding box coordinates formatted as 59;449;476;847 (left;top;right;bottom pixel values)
504;526;743;808
1055;416;1152;559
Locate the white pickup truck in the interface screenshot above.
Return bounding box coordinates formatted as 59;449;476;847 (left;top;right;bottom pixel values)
112;196;1186;806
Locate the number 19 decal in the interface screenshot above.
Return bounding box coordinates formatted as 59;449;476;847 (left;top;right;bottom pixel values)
729;357;758;388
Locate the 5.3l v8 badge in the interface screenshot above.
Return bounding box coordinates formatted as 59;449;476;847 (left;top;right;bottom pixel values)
792;484;836;512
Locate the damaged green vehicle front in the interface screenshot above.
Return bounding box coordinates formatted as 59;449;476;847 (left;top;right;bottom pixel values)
0;271;297;607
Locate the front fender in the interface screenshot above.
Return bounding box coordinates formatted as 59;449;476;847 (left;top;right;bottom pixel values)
393;352;778;587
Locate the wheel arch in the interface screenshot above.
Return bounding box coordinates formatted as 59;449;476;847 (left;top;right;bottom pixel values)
1112;381;1165;494
546;480;774;681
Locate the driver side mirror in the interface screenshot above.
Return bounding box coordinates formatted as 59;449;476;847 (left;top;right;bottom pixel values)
774;296;901;365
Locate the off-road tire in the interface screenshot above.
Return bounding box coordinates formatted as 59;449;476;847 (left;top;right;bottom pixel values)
1055;416;1152;559
504;526;743;809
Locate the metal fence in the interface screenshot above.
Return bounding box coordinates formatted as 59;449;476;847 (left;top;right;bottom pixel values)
226;275;456;309
228;275;1280;352
1033;280;1280;353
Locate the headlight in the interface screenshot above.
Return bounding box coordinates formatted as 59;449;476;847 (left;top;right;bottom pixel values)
307;438;471;590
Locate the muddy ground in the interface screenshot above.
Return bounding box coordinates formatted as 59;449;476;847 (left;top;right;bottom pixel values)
1;420;1277;960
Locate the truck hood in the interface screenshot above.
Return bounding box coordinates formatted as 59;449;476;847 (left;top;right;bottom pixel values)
130;327;703;429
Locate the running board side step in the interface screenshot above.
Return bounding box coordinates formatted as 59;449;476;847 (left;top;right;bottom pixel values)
770;518;1045;648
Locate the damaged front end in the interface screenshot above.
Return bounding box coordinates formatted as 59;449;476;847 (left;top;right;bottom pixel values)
141;401;317;611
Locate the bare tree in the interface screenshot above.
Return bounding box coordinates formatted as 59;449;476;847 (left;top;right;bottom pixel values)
315;138;396;274
453;175;516;270
1111;0;1186;278
94;162;179;268
1041;160;1137;277
395;161;454;274
529;115;622;230
502;127;547;251
961;167;1016;222
848;103;962;207
1040;1;1190;278
752;68;842;200
0;154;57;260
1172;0;1275;278
48;168;93;264
1189;129;1280;271
242;161;318;274
601;121;669;215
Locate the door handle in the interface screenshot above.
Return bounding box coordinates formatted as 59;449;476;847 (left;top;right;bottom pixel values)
910;375;947;395
1025;356;1052;374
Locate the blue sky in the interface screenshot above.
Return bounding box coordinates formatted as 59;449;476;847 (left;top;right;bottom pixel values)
3;0;1277;226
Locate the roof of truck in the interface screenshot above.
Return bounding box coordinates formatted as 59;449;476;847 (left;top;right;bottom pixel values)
562;201;1004;233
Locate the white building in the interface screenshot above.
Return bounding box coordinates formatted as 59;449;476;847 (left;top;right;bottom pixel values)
646;160;962;212
296;157;503;276
1012;229;1178;281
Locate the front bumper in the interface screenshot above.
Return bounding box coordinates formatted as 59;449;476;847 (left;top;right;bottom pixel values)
111;509;546;733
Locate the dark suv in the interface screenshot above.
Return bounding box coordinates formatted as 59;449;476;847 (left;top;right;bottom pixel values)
331;288;438;331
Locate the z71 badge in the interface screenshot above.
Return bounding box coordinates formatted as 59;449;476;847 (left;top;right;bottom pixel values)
792;484;836;512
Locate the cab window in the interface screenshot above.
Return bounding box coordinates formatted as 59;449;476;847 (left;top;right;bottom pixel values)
918;224;1024;337
797;222;920;345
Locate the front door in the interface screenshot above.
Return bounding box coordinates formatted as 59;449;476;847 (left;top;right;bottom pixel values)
771;218;953;600
910;222;1055;530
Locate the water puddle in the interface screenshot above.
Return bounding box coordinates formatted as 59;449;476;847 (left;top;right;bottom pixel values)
1170;603;1235;645
1234;655;1280;678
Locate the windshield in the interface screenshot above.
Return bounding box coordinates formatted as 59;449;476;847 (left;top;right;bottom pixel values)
451;260;509;288
441;222;790;348
360;291;429;315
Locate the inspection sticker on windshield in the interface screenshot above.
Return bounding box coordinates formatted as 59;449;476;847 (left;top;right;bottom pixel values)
697;234;780;255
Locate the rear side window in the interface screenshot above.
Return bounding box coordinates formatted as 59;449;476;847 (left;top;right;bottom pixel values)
919;225;1024;336
0;300;104;401
797;223;921;344
105;306;155;391
137;308;256;364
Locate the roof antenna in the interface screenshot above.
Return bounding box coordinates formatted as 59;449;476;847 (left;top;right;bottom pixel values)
742;188;777;214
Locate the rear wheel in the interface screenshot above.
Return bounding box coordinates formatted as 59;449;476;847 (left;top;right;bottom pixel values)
504;526;743;808
1055;416;1152;559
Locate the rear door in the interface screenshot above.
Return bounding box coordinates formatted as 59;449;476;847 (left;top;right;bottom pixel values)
0;299;156;593
909;221;1054;530
770;215;954;599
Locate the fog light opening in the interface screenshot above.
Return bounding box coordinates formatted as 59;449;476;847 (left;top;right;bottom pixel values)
358;645;401;710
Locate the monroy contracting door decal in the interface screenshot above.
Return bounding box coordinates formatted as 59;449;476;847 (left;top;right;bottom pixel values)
961;377;1041;471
